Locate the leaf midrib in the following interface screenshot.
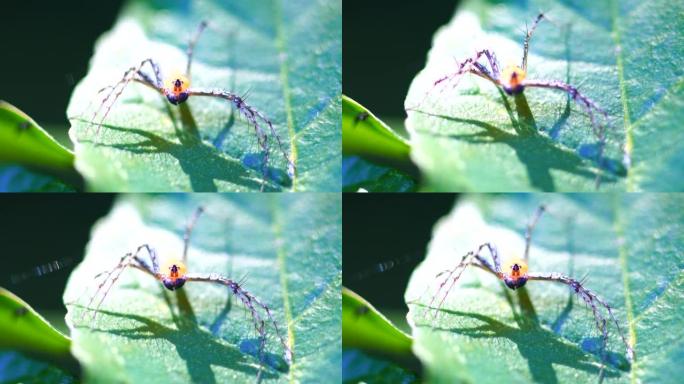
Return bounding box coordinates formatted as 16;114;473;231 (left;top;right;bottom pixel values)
274;0;298;192
270;197;296;383
612;196;638;384
610;0;634;191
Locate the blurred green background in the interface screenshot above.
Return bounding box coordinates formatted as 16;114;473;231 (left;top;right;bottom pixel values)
342;0;458;122
342;194;457;313
0;195;114;331
0;0;124;146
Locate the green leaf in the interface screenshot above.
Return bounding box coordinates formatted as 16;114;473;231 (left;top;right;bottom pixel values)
0;101;80;189
404;0;683;191
342;95;412;169
405;194;684;383
0;288;77;374
63;194;341;383
342;287;413;358
67;0;341;192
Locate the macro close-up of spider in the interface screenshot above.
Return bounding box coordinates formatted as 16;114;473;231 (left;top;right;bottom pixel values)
73;206;292;380
409;13;615;188
428;205;634;377
86;21;295;191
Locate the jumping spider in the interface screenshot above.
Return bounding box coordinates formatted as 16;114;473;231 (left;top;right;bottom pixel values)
411;13;616;188
78;207;292;377
429;205;634;377
86;21;296;191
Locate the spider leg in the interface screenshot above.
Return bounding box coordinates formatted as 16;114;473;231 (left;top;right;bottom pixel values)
523;205;547;261
82;244;160;322
187;88;296;189
523;79;610;186
522;13;545;71
430;242;501;317
409;49;502;111
182;206;205;263
185;21;208;79
527;272;635;363
185;273;293;366
90;58;165;134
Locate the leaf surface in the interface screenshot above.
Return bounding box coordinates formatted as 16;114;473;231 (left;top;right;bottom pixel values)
64;194;341;383
404;0;683;191
405;194;684;383
67;0;341;192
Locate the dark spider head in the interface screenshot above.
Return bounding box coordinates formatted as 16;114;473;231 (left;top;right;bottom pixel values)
166;90;189;105
162;276;186;290
502;65;526;95
504;275;528;290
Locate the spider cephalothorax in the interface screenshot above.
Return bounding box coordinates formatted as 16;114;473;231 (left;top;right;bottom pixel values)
81;207;293;378
86;21;296;190
430;205;635;376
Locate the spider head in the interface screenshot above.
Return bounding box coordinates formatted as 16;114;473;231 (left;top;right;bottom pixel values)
161;259;187;290
501;65;526;95
502;258;528;290
164;74;190;105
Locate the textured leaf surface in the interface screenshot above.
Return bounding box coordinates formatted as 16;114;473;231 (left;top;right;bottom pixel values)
405;194;683;383
67;0;341;192
404;0;683;191
64;194;341;383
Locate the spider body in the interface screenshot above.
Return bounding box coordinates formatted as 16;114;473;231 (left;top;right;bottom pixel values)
501;65;526;95
81;207;292;377
160;259;187;290
429;205;635;375
87;21;296;190
501;257;528;289
164;75;190;105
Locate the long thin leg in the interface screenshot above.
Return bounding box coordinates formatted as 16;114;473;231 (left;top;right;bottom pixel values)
522;79;609;188
524;205;547;261
183;206;205;263
82;244;159;321
408;49;502;112
186;21;209;78
90;58;164;134
429;242;501;317
185;273;293;366
527;272;634;363
188;88;296;188
522;13;545;71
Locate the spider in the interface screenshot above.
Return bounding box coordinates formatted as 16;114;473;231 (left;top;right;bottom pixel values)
410;13;614;188
86;21;296;191
79;207;292;377
428;205;634;376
